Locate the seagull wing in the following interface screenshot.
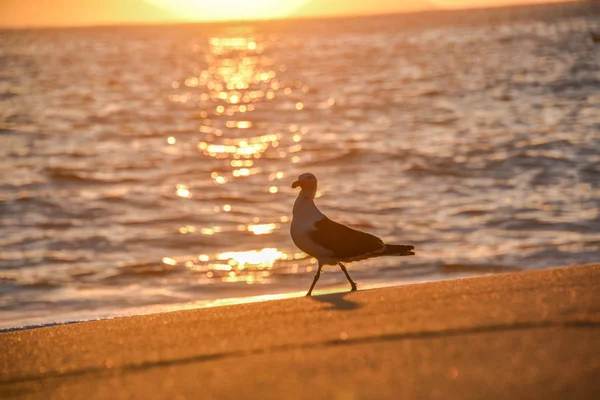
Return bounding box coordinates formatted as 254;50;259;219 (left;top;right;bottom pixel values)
308;216;384;259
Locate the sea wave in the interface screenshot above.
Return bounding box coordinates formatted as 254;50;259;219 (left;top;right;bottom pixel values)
0;2;599;329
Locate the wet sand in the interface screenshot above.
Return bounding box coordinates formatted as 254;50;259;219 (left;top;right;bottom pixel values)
1;264;599;399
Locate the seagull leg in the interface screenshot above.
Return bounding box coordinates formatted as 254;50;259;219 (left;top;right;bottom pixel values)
338;262;358;292
306;262;323;296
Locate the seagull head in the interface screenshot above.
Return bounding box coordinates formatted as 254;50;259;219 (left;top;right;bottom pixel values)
292;173;317;191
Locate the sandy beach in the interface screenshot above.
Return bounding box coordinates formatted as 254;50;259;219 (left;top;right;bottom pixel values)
1;264;599;399
1;2;599;399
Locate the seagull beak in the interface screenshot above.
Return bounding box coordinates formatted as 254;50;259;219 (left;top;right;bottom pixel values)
292;180;301;189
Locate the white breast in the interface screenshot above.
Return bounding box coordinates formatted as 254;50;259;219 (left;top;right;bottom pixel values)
290;195;334;259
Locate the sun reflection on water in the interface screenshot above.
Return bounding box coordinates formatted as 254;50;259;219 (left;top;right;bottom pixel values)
163;27;313;285
247;223;279;235
176;184;191;198
217;248;283;269
163;247;291;285
178;225;196;234
178;27;307;187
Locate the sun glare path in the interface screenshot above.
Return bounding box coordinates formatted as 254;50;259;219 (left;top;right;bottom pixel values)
168;29;309;192
161;248;297;285
163;27;314;276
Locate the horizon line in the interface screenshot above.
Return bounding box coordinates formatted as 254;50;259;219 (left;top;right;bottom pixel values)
0;0;580;31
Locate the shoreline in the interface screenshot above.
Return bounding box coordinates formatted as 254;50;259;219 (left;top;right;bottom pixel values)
0;266;521;332
1;264;598;399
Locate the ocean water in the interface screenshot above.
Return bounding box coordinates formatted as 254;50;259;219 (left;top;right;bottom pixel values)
1;2;599;329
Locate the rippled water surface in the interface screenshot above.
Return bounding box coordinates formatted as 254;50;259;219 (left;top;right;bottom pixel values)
1;3;599;328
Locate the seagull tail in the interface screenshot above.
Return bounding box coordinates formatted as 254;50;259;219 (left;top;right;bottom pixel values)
383;244;415;256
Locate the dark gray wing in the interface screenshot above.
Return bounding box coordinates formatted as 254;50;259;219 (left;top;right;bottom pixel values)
308;216;384;258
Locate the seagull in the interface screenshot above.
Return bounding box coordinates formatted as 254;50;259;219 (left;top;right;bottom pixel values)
291;172;415;296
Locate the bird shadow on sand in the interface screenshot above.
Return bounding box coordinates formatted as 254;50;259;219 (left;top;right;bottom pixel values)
310;292;361;311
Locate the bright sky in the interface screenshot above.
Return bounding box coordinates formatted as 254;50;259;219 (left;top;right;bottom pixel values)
430;0;568;8
0;0;575;27
145;0;307;21
147;0;570;21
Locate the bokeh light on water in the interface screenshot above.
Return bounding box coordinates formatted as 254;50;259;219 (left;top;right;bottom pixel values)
0;3;599;327
157;26;315;290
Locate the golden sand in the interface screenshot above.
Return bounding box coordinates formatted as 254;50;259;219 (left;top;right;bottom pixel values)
1;265;599;399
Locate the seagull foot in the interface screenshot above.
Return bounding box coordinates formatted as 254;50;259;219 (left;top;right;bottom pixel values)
350;284;358;292
305;292;313;297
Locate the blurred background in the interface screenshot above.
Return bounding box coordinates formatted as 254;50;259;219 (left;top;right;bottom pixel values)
0;0;599;329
